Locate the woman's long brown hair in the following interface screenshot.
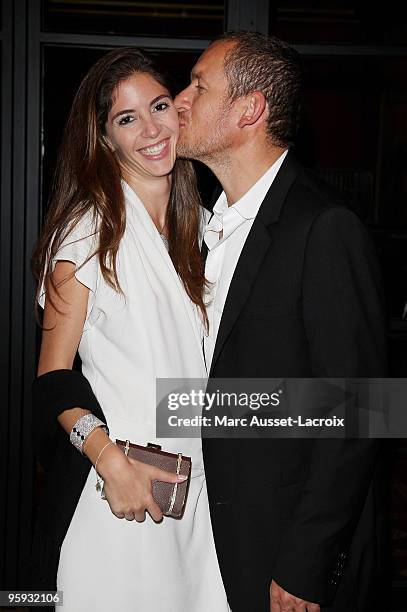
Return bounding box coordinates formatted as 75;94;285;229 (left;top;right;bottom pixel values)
32;47;207;325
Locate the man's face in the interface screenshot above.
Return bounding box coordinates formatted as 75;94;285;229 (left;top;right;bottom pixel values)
174;41;235;162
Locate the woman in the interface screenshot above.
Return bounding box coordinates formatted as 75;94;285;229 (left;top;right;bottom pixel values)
31;48;229;611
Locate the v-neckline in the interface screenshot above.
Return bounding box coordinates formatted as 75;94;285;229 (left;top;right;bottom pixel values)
121;180;206;370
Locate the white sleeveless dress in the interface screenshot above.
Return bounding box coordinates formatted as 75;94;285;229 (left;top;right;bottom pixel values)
40;181;230;612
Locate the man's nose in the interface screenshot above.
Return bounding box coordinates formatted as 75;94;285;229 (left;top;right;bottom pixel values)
174;87;192;113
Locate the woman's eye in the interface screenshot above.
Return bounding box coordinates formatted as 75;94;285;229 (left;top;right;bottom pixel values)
118;115;135;126
196;85;205;93
153;101;170;112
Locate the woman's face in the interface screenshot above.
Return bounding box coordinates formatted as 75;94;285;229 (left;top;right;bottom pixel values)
104;72;179;180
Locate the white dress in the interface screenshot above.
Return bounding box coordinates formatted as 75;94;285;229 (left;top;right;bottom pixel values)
40;181;230;612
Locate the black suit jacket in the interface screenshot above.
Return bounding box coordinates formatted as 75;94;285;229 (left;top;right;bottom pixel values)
202;151;387;611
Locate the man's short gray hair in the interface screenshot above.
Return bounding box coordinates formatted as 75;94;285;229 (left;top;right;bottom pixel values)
217;31;303;147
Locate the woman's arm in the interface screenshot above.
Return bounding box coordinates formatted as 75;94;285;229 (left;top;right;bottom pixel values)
38;261;185;522
38;260;93;431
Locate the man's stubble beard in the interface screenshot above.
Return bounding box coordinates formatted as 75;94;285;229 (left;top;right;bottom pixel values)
177;113;232;168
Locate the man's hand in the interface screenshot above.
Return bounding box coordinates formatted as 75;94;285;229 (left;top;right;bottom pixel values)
270;580;320;611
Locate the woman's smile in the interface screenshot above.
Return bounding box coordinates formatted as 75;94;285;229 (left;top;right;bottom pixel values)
138;137;171;160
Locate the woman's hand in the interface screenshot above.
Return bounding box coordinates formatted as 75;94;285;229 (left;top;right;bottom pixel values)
96;443;187;522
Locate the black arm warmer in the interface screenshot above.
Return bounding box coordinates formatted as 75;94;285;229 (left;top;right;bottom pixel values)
28;369;107;591
32;368;106;471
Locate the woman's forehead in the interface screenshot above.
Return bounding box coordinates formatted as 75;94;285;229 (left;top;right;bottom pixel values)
110;73;169;109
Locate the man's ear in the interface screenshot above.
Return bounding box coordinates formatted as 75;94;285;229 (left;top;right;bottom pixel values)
237;91;266;129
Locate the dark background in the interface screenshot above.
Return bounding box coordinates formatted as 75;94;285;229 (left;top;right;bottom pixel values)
1;1;407;609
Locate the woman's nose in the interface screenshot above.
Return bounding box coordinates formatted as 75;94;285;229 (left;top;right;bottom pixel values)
142;117;160;139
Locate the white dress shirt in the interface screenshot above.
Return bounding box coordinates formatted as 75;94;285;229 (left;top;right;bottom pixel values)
203;150;288;371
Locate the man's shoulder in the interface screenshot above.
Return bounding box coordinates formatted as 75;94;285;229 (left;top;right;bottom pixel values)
292;164;346;207
285;168;373;256
264;151;351;227
281;162;360;230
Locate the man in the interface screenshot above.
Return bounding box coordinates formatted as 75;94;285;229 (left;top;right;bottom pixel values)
175;31;387;612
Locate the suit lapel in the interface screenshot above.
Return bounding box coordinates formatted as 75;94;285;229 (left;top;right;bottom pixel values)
210;222;271;374
209;151;301;374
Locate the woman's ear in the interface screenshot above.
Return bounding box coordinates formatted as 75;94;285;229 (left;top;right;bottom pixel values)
102;134;115;152
237;91;266;129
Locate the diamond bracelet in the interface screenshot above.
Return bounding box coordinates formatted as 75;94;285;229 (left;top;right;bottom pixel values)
70;413;109;454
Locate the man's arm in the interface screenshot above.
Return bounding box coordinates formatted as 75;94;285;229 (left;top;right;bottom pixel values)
271;206;387;605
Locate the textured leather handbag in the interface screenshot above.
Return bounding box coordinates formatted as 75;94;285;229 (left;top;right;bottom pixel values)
114;439;191;519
